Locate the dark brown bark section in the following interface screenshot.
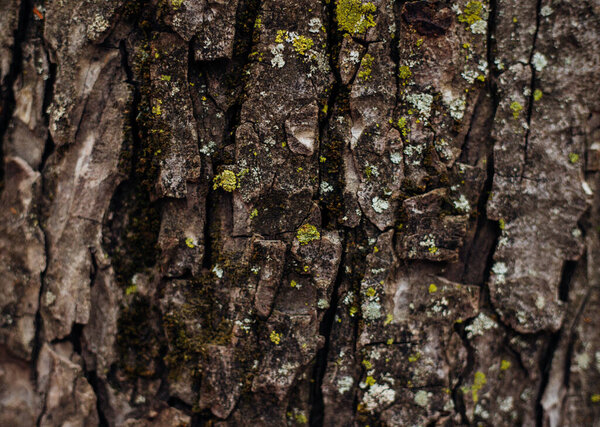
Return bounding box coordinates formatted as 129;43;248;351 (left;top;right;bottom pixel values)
0;0;599;426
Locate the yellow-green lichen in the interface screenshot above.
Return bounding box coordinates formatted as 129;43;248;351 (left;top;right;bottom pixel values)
366;287;377;297
292;35;314;56
398;65;412;81
509;101;523;119
499;218;506;230
185;237;195;248
533;89;543;101
592;394;600;403
458;1;483;25
250;208;258;219
297;223;320;245
500;359;511;370
336;0;377;35
569;153;579;164
365;375;376;386
357;53;374;81
213;170;237;192
471;371;487;402
428;283;438;293
270;330;281;344
171;0;183;8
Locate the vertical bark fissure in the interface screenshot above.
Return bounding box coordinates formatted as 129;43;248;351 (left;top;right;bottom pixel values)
0;0;33;186
520;0;543;181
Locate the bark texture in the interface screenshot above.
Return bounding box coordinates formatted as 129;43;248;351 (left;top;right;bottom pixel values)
1;0;600;425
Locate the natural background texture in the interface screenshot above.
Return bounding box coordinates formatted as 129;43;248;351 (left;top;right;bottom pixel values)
1;0;599;425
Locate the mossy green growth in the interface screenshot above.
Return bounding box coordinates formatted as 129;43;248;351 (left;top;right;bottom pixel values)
336;0;377;35
292;35;314;56
458;1;483;25
357;53;374;81
213;170;237;192
509;101;523;119
296;224;320;245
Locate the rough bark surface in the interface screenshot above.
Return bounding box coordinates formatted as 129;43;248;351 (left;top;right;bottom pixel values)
1;0;599;425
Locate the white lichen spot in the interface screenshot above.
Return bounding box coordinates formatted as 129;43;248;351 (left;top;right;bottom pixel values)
535;295;545;310
317;298;330;309
372;197;390;213
499;396;514;412
453;194;471;213
363;383;396;411
337;376;354;394
45;291;56;306
575;352;590;370
320;181;334;194
449;97;466;121
466;313;498;338
582;181;593;196
390;152;402;164
532;52;548;72
405;93;434;120
540;5;553;16
308;17;322;33
461;69;479;84
348;50;361;64
271;44;286;68
362;300;382;320
414;390;430;408
87;14;110;38
470;19;487;34
474;403;490;419
492;262;508;284
212;264;224;278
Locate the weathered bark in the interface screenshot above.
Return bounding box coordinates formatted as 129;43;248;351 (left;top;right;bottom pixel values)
1;0;599;425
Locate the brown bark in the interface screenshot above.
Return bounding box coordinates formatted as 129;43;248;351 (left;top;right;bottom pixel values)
1;0;599;425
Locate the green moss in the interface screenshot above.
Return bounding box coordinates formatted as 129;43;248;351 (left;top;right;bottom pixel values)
336;0;377;35
357;53;374;81
296;224;320;245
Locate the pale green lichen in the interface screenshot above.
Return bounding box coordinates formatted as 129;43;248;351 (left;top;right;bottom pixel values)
213;170;237;192
569;153;580;164
296;224;320;245
336;0;377;35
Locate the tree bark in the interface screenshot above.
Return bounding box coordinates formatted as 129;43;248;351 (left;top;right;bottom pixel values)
1;0;599;425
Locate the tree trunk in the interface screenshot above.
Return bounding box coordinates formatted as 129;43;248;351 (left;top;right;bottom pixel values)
1;0;599;425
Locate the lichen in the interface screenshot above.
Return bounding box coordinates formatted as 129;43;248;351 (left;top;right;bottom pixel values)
569;153;580;164
428;283;438;293
509;101;523;119
533;89;543;101
357;53;374;81
336;0;377;35
398;65;412;81
270;330;281;344
296;223;321;245
292;35;314;56
213;170;237;192
458;1;483;26
471;371;487;402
